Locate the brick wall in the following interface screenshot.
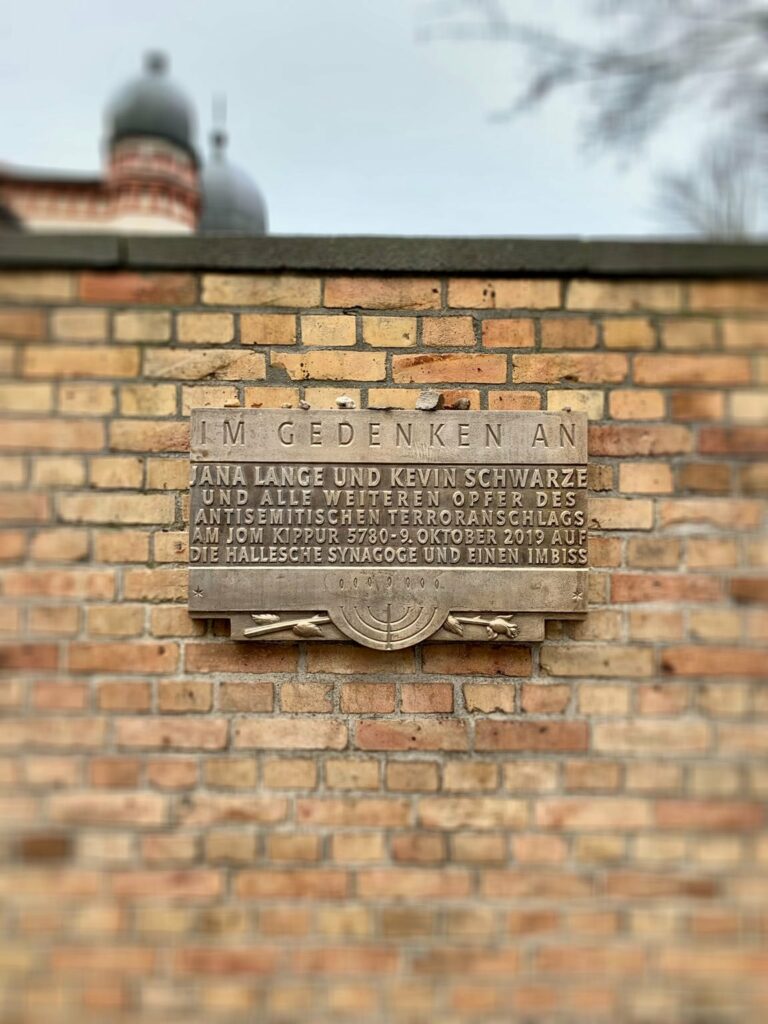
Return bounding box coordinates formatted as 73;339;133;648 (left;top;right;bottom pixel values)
0;244;767;1023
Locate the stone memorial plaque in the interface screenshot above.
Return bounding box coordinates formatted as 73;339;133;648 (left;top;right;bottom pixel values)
188;408;588;650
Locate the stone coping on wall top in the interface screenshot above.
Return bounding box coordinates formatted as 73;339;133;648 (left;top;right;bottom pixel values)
1;233;767;277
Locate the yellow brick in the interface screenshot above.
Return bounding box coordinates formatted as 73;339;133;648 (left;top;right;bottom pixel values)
0;271;74;302
94;530;150;563
541;318;597;349
588;497;654;530
567;279;682;312
150;605;204;637
687;537;739;569
325;276;440;310
689;609;743;642
609;390;664;420
302;387;362;410
271;351;385;381
579;684;630;715
662;318;717;350
23;346;139;379
628;610;684;642
730;390;768;423
146;459;188;491
181;385;240;414
301;314;356;347
448;278;560;309
203;274;321;307
243;386;300;408
144;349;266;381
87;604;145;637
120;384;177;417
89;456;144;489
481;318;534;348
689;280;768;312
619;462;674;494
547;389;604;420
154;531;188;562
423;316;476;348
58;383;115;416
0;457;25;486
488;391;541;410
722;319;768;349
51;308;108;342
0;383;53;413
113;310;171;342
602;317;656;350
240;313;296;346
368;388;480;410
177;312;233;344
31;456;85;488
362;316;417;348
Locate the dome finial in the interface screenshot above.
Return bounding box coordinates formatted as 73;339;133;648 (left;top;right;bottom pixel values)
211;94;228;155
145;51;168;75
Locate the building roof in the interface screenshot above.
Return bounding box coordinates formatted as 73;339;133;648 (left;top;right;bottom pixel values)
199;131;267;235
106;52;197;159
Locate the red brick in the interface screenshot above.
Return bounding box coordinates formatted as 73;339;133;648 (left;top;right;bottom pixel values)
68;642;178;674
392;353;507;384
513;353;627;384
357;868;471;898
536;797;651;830
476;721;588;752
521;683;570;713
0;644;58;671
699;427;768;454
184;643;296;674
79;271;196;304
482;870;592;898
50;791;166;826
116;717;228;750
535;945;646;974
656;800;763;831
112;869;222;897
634;354;750;385
235;869;349;898
611;574;720;603
178;793;287;825
0;307;45;339
662;646;767;678
219;682;274;712
356;719;468;751
423;645;531;676
401;683;453;713
175;948;280;974
297;798;408;827
589;424;692;456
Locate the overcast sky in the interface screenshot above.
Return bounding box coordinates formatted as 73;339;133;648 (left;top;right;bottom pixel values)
1;0;704;236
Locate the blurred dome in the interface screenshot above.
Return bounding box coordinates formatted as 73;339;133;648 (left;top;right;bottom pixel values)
200;131;267;234
106;52;197;158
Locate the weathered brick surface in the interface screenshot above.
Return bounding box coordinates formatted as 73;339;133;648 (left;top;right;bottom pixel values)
0;261;766;1022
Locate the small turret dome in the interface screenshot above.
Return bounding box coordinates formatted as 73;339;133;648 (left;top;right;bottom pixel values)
106;52;197;159
200;131;268;234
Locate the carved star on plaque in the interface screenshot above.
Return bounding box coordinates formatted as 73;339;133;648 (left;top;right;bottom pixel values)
192;586;204;598
572;589;584;606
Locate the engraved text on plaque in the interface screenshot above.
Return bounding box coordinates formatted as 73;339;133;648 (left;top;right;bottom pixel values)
188;409;588;650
